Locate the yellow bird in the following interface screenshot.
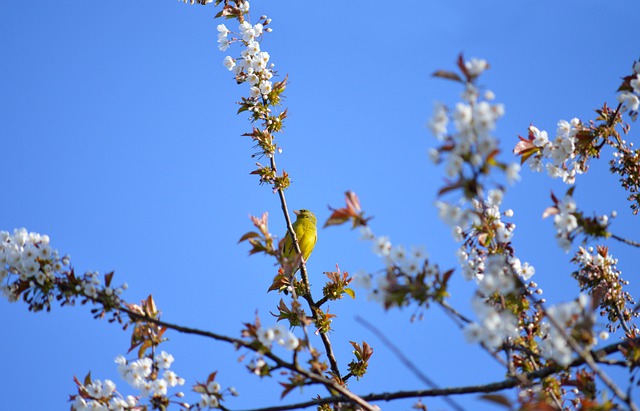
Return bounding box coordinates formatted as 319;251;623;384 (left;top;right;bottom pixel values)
281;209;317;273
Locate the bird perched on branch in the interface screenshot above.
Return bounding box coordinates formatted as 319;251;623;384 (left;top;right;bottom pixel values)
281;209;317;274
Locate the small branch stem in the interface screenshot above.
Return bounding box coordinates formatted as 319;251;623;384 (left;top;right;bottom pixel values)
269;154;342;379
356;316;466;411
609;232;640;248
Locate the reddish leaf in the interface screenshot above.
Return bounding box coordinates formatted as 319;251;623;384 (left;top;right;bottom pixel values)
432;70;462;82
479;394;512;409
238;231;261;243
513;138;534;156
83;372;92;386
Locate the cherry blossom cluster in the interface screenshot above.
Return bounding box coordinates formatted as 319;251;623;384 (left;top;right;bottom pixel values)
551;194;579;252
256;323;299;351
218;12;275;101
524;120;586;184
428;59;545;354
439;194;534;283
196;376;238;410
571;246;637;333
1;228;127;312
617;61;640;113
71;377;136;411
1;228;61;300
352;226;440;308
539;295;595;366
71;351;186;411
463;295;519;349
428;78;510;181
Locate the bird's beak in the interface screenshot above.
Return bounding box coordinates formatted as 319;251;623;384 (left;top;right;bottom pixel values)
293;210;300;216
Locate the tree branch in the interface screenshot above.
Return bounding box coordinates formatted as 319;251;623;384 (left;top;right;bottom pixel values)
609;232;640;248
230;336;640;411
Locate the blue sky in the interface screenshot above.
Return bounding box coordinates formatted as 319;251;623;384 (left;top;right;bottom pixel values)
1;1;640;410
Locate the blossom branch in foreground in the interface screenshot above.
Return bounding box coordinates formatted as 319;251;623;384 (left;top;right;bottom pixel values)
216;0;353;395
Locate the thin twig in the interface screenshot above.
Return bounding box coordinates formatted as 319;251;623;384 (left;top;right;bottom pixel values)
438;301;508;368
613;303;634;336
356;316;466;411
270;155;341;378
609;233;640;248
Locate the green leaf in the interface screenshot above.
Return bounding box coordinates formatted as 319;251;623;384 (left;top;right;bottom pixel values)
344;288;356;299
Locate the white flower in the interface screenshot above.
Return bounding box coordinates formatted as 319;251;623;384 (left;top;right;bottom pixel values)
554;213;578;233
207;380;221;393
530;126;549;147
249;86;261;98
282;332;299;350
478;254;515;295
464;297;518;349
238;1;249;12
108;398;128;411
259;81;272;95
428;103;448;139
464;58;489;76
631;74;640;95
257;51;270;68
257;327;275;346
199;394;219;408
506;163;521;184
246;40;260;55
130;358;153;380
101;379;116;397
246;73;259;85
409;245;428;261
435;201;463;227
86;380;103;398
519;262;535;281
618;91;639;112
238;21;251;33
401;258;421;276
352;270;372;290
223;56;235;71
487;189;503;206
163;370;180;387
359;226;375;241
428;147;440;164
217;37;230;51
216;24;230;37
388;244;407;264
155;351;174;369
114;355;127;366
83;283;98;299
453;103;472;132
372;236;391;257
152;378;168;396
445;154;463;177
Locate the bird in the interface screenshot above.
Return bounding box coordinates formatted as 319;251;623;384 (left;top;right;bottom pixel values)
281;209;317;274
